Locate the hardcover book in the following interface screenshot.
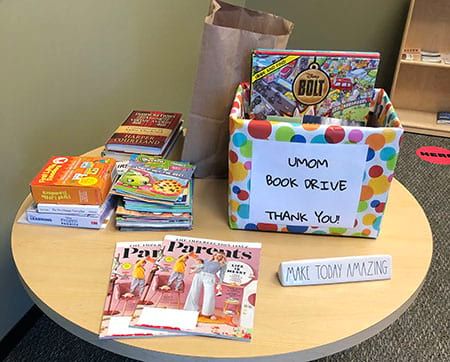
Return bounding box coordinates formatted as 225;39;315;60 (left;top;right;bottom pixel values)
99;241;179;339
29;156;116;205
250;49;380;121
105;110;182;155
129;235;262;341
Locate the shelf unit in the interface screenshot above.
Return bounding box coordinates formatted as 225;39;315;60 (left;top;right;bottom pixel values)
400;60;450;70
391;0;450;137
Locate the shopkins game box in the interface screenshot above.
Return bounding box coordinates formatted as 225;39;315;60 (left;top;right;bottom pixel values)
250;49;380;122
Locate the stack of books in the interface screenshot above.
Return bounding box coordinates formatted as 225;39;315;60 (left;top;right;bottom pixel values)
23;156;117;229
102;110;184;161
111;155;195;231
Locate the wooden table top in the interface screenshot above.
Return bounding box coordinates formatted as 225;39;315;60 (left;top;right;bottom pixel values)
11;155;433;360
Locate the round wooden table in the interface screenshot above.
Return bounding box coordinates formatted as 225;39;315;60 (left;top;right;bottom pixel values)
12;164;433;361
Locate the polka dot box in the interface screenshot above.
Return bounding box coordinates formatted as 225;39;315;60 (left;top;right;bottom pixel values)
228;83;403;238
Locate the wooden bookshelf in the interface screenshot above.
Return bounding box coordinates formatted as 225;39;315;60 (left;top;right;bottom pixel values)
391;0;450;138
396;108;450;137
400;60;450;70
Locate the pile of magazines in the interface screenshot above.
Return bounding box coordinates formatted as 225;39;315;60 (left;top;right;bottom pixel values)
111;155;195;231
99;235;262;342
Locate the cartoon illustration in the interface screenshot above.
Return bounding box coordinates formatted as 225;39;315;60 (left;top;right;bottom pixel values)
151;179;184;197
250;50;380;122
122;169;151;188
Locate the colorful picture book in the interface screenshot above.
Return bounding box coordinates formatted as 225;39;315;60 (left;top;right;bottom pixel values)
129;235;262;341
111;158;194;231
250;49;380;122
104;110;182;156
112;167;190;204
129;154;195;179
115;200;192;230
99;241;180;339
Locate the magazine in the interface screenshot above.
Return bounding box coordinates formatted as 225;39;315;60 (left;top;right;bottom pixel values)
99;241;180;339
129;235;262;341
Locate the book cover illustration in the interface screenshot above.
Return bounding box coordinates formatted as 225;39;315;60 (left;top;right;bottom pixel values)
250;49;380;121
129;154;196;179
99;241;180;339
105;110;182;153
112;167;190;204
130;235;262;341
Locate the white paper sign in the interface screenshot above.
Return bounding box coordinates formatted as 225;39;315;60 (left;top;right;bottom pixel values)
278;255;392;286
138;307;198;330
250;141;368;228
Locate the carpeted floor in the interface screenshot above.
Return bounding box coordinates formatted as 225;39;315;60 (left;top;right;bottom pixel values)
3;133;449;362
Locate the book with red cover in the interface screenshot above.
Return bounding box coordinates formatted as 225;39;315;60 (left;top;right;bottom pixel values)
105;110;182;155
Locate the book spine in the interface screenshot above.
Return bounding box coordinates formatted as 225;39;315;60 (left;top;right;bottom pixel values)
26;211;104;229
36;203;102;216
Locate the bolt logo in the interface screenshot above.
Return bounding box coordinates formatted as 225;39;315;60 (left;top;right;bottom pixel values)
52;157;69;165
293;62;330;105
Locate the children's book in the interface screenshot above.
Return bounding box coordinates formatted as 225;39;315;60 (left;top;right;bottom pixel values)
116;203;191;221
129;235;262;341
105;110;182;155
250;49;380;122
129;154;196;179
112;167;190;204
123;198;192;214
99;241;181;339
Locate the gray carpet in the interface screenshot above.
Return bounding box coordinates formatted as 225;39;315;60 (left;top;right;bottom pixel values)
4;133;449;362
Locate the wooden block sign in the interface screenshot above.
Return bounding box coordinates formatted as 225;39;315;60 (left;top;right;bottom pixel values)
278;255;392;286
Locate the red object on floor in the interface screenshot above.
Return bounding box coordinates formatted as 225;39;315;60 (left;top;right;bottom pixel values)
416;146;450;165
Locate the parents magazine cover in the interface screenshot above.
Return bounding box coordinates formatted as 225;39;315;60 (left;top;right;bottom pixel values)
130;235;262;341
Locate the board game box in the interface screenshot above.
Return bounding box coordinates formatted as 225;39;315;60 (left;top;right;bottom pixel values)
250;49;380;122
30;156;116;205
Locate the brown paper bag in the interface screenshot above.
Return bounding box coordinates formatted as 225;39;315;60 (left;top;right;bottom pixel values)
182;0;294;178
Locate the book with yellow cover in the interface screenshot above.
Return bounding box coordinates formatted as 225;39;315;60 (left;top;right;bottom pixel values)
30;156;116;205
